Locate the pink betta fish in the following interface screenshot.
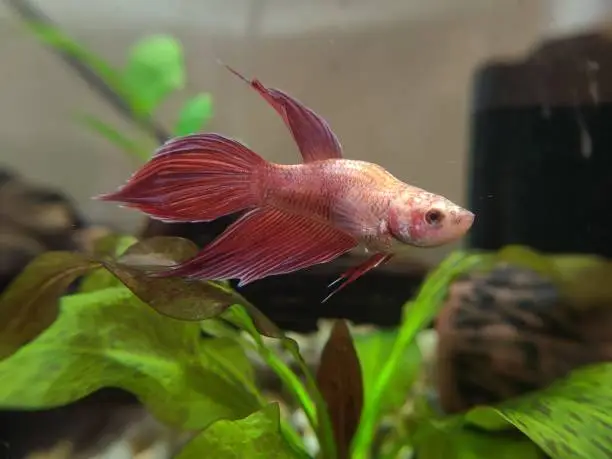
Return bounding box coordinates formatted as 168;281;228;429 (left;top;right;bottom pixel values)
98;66;474;301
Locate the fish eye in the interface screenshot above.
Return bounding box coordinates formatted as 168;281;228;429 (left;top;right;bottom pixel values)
425;209;444;225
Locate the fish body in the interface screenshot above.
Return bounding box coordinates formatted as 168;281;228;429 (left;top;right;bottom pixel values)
98;66;474;300
259;159;398;245
258;159;465;253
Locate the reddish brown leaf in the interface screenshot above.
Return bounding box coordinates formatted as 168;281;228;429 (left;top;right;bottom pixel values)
103;236;252;321
0;251;100;359
117;235;199;267
316;320;364;459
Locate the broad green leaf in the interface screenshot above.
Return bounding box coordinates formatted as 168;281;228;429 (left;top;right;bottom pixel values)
316;320;362;459
495;245;558;279
221;305;316;421
199;312;309;457
123;35;185;116
0;286;261;430
79;266;121;293
176;403;298;459
351;251;492;459
199;334;256;393
222;306;332;457
466;363;612;459
76;114;151;161
174;93;214;136
0;252;99;359
492;245;612;309
550;254;612;308
412;417;544;459
354;329;421;415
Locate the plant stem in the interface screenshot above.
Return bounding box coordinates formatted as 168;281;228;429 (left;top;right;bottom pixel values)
283;340;338;459
5;0;170;144
264;348;318;426
350;252;488;459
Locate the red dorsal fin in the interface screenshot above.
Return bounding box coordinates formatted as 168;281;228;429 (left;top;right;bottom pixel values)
224;64;343;163
155;207;358;286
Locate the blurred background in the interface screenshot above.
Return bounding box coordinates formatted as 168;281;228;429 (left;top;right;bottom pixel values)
4;0;610;264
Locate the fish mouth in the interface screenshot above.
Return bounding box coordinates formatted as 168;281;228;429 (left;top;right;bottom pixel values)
460;210;475;230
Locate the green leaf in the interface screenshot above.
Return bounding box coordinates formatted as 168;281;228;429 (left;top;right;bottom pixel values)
549;254;612;309
221;305;316;421
354;329;421;415
221;306;328;457
200;313;310;458
491;245;612;309
102;237;251;320
412;417;544;459
466;363;612;459
79;266;121;293
90;234;139;259
223;301;285;340
281;335;337;459
176;403;299;459
76;114;152;161
174;93;214;136
0;252;99;359
0;286;262;430
495;245;558;279
316;320;363;459
123;35;185;117
351;251;492;459
80;234;138;293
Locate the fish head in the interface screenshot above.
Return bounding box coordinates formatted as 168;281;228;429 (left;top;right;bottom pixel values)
388;190;474;247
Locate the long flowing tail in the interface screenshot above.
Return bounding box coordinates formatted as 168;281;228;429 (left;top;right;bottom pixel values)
96;133;267;223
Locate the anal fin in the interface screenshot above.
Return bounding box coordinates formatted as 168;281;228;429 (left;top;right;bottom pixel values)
156;207;358;286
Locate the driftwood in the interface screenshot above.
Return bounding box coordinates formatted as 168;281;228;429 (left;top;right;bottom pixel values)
436;263;612;414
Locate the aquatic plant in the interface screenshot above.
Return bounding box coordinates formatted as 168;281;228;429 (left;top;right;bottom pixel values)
4;4;612;456
18;14;214;161
2;240;612;458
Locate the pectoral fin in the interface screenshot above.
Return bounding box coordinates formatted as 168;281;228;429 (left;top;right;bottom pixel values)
323;253;393;303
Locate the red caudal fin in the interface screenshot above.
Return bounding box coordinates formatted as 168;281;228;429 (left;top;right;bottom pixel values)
224;64;344;163
322;253;393;303
154;207;358;286
96;134;267;223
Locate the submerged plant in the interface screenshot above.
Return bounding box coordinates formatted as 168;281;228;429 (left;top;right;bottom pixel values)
5;3;612;456
3;237;611;458
17;14;214;162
